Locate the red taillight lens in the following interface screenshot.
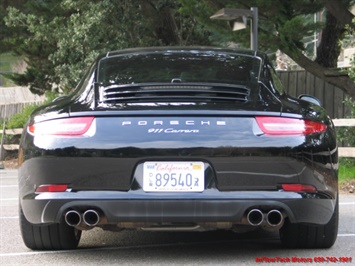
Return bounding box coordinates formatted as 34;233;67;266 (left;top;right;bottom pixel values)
281;184;317;192
255;116;326;135
28;117;95;136
36;184;69;193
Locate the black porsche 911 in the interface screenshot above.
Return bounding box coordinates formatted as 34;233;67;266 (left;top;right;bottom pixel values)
18;47;338;250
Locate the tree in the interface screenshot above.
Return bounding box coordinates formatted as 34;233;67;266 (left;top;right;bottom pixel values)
1;0;72;93
324;0;355;31
0;0;27;52
1;0;354;97
337;18;355;162
342;18;355;81
179;0;355;98
1;0;210;94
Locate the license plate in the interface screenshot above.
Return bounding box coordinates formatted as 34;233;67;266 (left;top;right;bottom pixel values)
143;162;204;192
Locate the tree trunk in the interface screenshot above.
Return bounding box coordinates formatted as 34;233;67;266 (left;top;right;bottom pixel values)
323;0;355;31
315;11;344;68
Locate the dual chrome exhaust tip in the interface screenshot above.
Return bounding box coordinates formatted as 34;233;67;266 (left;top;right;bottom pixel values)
64;209;101;227
246;209;284;227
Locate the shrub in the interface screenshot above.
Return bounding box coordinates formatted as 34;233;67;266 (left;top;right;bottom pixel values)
6;103;40;129
5;90;60;130
337;18;355;168
337;98;355;167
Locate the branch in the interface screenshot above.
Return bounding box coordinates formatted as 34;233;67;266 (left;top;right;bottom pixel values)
282;47;355;98
323;0;355;30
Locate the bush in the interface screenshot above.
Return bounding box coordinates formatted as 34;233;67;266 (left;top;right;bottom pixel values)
336;97;355;167
5;90;60;130
6;103;40;129
338;18;354;167
337;98;355;145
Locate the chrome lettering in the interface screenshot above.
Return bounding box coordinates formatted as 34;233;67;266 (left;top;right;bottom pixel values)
165;128;199;133
122;120;226;126
148;128;164;133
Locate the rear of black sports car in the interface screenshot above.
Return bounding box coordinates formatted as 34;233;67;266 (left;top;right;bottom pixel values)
18;47;338;250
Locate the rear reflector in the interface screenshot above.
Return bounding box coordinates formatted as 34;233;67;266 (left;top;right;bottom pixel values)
255;116;326;135
281;184;317;192
36;184;69;193
28;117;95;136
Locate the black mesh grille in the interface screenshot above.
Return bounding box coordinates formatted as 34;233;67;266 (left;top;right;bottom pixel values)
99;83;250;104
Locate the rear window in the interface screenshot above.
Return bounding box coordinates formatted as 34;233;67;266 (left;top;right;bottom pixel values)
97;51;262;86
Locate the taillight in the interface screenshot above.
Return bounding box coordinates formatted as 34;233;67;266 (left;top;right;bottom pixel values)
36;184;69;193
28;117;95;136
281;184;317;192
255;116;326;135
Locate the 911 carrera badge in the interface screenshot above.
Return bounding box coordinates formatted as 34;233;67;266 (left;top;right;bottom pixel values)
148;128;199;134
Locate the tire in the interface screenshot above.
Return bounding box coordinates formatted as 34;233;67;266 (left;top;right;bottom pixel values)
280;198;338;249
19;204;82;250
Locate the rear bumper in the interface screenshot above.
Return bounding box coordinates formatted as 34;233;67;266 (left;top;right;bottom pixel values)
21;190;337;226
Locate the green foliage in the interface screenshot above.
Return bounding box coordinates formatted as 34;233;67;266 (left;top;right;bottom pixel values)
337;18;355;168
348;58;355;81
1;0;354;96
337;98;355;167
5;88;61;129
338;158;355;183
343;18;355;80
0;53;18;86
1;0;211;95
179;0;324;54
6;103;39;129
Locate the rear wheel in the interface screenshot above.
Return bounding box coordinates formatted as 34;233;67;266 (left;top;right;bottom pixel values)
19;204;81;250
280;198;338;248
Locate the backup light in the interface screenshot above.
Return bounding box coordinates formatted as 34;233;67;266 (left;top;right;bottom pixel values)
281;184;317;192
255;116;326;135
36;184;69;193
28;117;95;136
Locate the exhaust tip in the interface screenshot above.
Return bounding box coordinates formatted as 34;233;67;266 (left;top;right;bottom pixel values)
266;210;283;226
247;209;264;226
65;210;81;226
83;210;100;226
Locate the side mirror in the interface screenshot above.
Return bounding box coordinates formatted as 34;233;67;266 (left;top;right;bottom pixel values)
298;94;321;106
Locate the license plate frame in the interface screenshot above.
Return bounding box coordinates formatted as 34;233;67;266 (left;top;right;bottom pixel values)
143;161;205;192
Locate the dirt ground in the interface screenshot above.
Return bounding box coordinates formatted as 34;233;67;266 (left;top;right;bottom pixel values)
2;159;18;169
340;179;355;193
2;159;354;194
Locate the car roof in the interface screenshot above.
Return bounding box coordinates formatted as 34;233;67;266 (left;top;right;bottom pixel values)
100;46;265;60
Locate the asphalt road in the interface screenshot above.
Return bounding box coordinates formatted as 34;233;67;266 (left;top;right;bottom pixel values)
1;169;354;265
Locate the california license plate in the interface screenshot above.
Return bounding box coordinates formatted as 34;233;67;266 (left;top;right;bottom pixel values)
143;162;204;192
